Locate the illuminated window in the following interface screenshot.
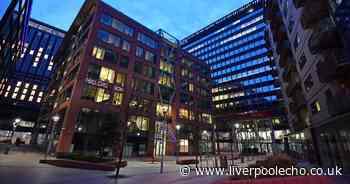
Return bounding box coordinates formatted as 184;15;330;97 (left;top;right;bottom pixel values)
95;88;110;103
12;93;17;99
188;83;194;92
92;46;105;60
28;96;33;102
112;92;123;105
16;81;22;87
179;108;195;120
36;97;42;103
115;73;126;87
156;103;171;117
128;116;149;131
201;113;212;124
179;139;189;153
181;68;188;77
20;95;26;100
99;67;115;83
14;87;20;93
272;118;281;125
158;75;173;87
160;60;173;73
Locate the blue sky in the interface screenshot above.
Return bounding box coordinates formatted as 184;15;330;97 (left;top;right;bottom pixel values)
1;0;251;39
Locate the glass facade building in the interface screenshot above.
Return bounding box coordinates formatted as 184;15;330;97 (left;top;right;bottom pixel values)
182;0;288;154
0;18;65;138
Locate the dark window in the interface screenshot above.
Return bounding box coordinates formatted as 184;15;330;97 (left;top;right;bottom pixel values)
82;85;98;101
134;64;142;74
120;56;129;68
87;64;100;79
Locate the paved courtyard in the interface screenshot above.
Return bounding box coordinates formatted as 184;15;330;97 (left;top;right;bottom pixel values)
0;152;225;184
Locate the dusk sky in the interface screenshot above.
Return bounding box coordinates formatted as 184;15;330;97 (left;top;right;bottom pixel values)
0;0;251;39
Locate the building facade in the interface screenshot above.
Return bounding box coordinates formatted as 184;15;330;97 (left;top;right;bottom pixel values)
0;0;32;84
42;0;212;157
266;0;350;169
182;0;288;155
0;18;65;143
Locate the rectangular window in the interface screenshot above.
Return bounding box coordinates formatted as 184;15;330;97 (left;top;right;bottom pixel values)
87;64;100;79
160;60;173;73
112;92;123;105
122;40;130;52
115;73;126;87
95;88;110;103
97;29;121;47
179;108;189;119
99;67;115;83
100;14;134;36
128;116;149;131
188;83;194;92
179;139;189;153
120;56;129;68
156;103;171;117
92;46;105;60
136;46;144;57
145;51;156;63
137;32;158;49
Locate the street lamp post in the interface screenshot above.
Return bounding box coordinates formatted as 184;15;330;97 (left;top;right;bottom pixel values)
160;110;168;174
45;114;60;159
10;118;21;144
175;124;181;161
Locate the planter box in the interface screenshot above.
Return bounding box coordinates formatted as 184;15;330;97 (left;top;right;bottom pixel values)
40;159;127;171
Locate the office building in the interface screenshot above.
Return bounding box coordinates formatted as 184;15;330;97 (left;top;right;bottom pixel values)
42;0;212;157
182;0;288;154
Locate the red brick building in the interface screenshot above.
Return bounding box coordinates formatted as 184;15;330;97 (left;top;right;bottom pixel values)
40;0;212;157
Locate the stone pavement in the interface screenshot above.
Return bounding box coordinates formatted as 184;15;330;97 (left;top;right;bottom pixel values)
0;152;226;184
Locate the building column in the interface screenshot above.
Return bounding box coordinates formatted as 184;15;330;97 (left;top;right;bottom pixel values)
56;105;80;154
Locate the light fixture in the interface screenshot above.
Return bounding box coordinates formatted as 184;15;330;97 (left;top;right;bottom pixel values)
14;118;21;123
234;123;239;129
137;132;141;136
52;114;60;122
176;124;181;130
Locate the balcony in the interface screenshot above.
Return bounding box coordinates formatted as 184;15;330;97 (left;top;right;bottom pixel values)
300;0;329;29
317;49;350;84
327;95;350;116
308;18;342;54
316;55;337;83
293;0;306;8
